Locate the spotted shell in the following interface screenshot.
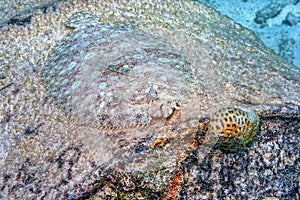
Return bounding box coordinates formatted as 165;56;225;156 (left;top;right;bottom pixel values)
206;108;260;152
40;11;193;129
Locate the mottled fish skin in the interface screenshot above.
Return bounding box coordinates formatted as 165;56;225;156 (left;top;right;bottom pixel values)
206;108;260;152
41;12;193;129
64;11;100;28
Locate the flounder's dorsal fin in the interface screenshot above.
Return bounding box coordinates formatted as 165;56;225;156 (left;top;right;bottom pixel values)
64;11;100;28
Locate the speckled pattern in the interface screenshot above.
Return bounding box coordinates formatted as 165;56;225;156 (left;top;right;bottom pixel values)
182;118;299;199
41;12;193;129
1;0;299;199
207;108;260;152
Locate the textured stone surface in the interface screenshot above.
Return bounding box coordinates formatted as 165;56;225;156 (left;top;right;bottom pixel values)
181;117;299;199
0;0;299;199
0;0;61;26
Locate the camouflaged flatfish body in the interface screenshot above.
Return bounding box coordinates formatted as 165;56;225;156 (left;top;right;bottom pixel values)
41;12;193;129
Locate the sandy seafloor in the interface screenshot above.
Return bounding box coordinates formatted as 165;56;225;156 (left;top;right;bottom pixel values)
0;0;299;199
196;0;300;68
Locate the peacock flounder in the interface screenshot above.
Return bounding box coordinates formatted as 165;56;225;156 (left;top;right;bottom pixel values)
41;11;263;152
41;11;193;129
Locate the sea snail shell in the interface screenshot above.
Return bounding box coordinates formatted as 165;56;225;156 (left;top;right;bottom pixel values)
206;108;260;152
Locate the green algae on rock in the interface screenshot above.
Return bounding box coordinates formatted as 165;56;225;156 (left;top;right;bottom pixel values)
41;11;193;129
206;108;260;152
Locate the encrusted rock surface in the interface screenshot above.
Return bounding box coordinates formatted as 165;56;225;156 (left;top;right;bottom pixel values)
182;117;299;199
0;0;299;199
0;0;61;27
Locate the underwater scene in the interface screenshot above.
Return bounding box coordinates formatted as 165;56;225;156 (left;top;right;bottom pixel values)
0;0;299;199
